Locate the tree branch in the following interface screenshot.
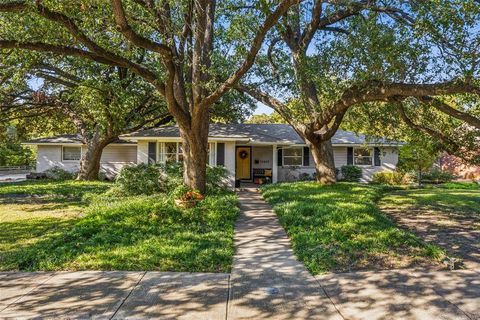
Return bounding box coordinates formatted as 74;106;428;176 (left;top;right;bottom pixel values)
300;0;323;49
199;0;301;110
0;2;167;95
0;1;26;12
419;96;480;129
0;40;166;95
323;79;480;125
235;83;302;129
397;102;462;155
110;0;173;58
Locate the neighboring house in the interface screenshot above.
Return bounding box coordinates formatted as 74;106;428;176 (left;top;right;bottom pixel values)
438;153;480;180
25;124;401;185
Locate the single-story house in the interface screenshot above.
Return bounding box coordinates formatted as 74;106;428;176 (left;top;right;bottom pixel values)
24;135;138;178
25;124;401;186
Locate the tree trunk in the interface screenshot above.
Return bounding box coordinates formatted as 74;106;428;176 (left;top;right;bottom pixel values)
76;138;110;181
308;139;337;184
179;119;209;194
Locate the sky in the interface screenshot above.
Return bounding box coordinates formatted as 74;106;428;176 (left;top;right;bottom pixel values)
253;102;273;115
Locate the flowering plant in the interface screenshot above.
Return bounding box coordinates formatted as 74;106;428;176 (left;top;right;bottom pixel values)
179;190;204;202
174;189;204;208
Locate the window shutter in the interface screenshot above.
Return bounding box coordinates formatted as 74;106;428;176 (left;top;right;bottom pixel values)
277;148;283;166
347;147;353;165
374;147;381;166
148;142;157;164
216;143;225;166
303;147;310;166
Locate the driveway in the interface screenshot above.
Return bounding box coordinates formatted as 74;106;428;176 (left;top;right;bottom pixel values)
0;173;27;183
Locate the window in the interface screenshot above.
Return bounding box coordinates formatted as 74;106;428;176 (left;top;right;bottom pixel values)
208;142;216;166
159;141;215;164
354;148;372;166
283;147;303;166
162;142;183;163
62;146;81;161
148;142;157;164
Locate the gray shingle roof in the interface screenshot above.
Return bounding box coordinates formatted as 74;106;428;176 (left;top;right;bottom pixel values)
123;124;401;145
24;134;135;145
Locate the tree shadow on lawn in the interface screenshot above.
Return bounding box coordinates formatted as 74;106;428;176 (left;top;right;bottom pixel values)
261;182;443;274
380;189;480;269
1;195;236;273
385;189;480;217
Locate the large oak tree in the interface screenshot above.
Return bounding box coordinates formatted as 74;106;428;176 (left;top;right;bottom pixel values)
236;0;480;183
0;54;172;179
0;0;299;192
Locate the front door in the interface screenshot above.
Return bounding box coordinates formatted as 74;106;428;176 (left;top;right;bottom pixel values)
236;147;251;180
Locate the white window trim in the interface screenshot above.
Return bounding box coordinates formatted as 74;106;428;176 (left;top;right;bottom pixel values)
157;142;183;163
62;146;82;162
353;147;373;166
155;141;218;165
282;147;304;167
208;142;217;166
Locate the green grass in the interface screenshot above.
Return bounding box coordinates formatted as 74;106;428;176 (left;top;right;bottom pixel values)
0;180;239;272
440;181;480;190
0;179;112;202
261;182;444;274
381;185;480;218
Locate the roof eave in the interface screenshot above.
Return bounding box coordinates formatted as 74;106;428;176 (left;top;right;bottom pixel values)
121;136;250;142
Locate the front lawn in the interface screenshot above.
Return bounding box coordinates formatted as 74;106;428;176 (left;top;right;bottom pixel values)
0;180;239;272
378;184;479;268
261;182;445;274
380;185;480;218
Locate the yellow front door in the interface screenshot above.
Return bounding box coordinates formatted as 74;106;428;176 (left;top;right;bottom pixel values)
236;147;251;180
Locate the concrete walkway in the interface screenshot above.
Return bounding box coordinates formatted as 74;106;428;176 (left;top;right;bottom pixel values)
227;191;343;319
0;190;479;319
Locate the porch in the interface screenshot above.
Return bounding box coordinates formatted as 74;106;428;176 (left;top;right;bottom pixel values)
234;145;278;186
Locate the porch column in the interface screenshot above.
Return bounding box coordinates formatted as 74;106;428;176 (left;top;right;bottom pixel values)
272;144;278;183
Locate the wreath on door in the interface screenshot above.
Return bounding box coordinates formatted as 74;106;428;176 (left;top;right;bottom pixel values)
239;150;248;159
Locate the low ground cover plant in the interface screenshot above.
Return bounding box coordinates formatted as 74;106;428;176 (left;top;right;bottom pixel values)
1;191;239;272
441;182;480;189
43;166;77;180
261;182;445;274
340;165;362;182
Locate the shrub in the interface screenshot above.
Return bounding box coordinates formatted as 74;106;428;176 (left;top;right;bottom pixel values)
298;172;315;181
206;166;230;194
340;165;362;182
116;162;230;196
44;166;76;180
372;171;410;185
421;168;456;184
116;163;166;195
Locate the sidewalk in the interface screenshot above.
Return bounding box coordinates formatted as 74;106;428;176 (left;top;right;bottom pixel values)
0;272;229;319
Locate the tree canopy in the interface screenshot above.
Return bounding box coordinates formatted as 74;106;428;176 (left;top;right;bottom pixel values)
236;1;480;181
0;0;299;191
